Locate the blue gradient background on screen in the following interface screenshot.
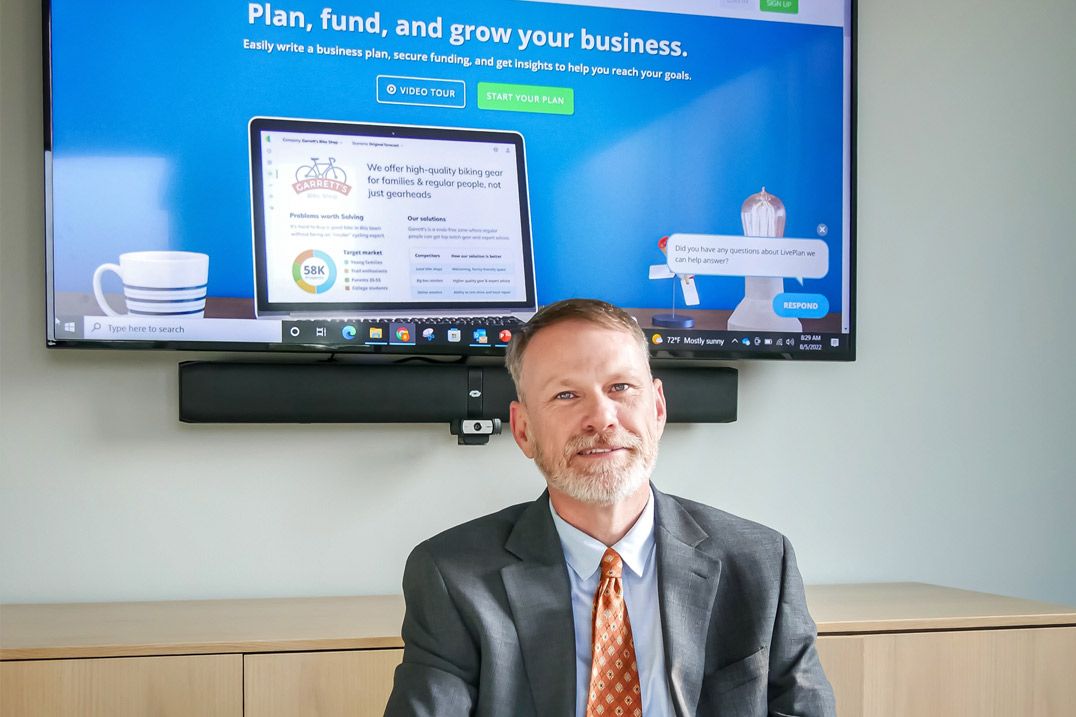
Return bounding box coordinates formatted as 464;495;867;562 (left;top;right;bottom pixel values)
50;0;844;311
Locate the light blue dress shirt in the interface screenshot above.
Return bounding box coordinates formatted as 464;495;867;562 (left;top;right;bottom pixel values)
549;489;676;717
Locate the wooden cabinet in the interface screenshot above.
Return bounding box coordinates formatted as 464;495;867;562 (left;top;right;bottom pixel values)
2;584;1074;716
0;654;242;717
245;649;402;716
817;627;1076;716
809;583;1076;716
0;595;405;717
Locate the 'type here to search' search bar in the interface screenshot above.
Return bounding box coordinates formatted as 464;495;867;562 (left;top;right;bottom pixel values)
82;318;281;342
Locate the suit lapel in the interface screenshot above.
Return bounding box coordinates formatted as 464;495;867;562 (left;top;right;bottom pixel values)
501;492;576;717
654;488;723;717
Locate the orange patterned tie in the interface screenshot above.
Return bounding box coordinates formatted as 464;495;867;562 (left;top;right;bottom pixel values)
586;548;642;717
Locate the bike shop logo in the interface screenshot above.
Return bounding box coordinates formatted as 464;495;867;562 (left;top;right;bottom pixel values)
292;157;351;195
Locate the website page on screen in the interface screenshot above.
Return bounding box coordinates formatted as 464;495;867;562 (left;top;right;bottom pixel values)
47;0;853;357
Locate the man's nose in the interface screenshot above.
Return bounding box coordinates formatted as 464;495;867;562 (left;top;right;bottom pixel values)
581;393;618;433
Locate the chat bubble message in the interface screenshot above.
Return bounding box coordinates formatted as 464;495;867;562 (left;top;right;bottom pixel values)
665;233;829;280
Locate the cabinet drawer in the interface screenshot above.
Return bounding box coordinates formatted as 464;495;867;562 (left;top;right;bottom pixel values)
0;653;242;717
817;626;1076;716
245;648;403;717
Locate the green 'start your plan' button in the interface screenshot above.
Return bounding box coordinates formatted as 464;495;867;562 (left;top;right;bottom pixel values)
477;82;574;115
761;0;798;13
377;75;466;108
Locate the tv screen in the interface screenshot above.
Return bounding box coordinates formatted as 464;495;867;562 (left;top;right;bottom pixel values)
45;0;855;359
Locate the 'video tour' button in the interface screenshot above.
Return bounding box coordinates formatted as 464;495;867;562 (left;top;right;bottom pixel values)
377;75;466;108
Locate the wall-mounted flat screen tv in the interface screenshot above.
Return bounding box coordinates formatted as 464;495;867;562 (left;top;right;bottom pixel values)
45;0;855;360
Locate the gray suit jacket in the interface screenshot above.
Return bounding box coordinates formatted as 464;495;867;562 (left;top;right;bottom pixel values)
384;487;835;716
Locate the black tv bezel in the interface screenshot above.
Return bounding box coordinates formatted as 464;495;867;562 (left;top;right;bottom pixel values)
42;0;856;362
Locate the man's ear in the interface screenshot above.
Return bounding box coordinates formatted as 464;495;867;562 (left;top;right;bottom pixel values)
652;377;668;438
509;400;535;458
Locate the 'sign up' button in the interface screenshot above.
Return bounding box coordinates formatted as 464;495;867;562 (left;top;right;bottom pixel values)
377;75;466;108
773;292;829;319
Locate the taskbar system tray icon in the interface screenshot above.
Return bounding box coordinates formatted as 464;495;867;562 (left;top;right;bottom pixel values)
645;329;848;354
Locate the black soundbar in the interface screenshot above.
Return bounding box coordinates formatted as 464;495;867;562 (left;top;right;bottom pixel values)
178;361;736;424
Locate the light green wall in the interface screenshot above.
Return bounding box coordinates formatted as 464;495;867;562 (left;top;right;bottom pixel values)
2;0;1074;605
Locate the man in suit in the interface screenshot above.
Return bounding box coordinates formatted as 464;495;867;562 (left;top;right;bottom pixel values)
385;299;835;716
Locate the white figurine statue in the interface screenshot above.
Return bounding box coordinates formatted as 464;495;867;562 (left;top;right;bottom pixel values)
727;187;802;332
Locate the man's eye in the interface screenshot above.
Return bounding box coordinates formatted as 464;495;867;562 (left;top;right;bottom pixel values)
610;383;632;393
554;391;575;400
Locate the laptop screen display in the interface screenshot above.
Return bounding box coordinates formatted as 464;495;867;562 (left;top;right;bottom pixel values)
251;120;534;314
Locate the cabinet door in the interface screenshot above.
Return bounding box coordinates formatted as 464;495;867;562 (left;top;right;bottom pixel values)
0;654;242;717
817;626;1076;717
245;648;403;717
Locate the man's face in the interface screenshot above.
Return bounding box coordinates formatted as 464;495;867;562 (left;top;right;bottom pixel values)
509;320;667;506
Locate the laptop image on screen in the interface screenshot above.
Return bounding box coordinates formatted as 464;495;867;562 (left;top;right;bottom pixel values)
248;117;537;324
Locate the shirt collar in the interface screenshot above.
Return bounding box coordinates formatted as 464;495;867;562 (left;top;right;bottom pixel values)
549;487;655;581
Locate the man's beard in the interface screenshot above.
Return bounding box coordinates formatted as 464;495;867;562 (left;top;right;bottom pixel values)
534;428;658;506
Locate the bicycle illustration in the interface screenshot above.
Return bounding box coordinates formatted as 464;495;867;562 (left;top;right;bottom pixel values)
295;157;347;183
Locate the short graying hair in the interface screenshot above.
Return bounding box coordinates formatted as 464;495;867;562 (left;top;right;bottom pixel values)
505;298;650;396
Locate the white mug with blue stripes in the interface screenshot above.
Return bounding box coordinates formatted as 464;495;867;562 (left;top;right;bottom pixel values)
92;251;210;319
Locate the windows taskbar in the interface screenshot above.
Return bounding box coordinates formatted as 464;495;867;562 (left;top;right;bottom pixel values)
54;316;851;358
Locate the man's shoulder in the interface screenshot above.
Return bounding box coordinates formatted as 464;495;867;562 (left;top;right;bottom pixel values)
657;490;788;556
